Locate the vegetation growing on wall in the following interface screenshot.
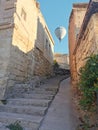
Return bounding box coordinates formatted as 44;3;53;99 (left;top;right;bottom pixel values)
79;54;98;111
77;54;98;129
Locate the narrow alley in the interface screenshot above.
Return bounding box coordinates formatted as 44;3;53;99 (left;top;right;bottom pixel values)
40;78;78;130
0;0;98;130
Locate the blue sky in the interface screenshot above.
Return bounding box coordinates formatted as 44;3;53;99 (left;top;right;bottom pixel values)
38;0;89;54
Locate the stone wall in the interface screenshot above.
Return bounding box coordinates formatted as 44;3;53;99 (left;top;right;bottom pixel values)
68;3;88;84
0;0;54;99
0;27;12;99
36;14;54;64
54;53;69;69
7;0;37;85
94;13;98;49
0;0;16;99
33;47;53;76
75;14;98;82
69;0;98;85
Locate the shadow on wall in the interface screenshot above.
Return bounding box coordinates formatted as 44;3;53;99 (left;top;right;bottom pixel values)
1;19;54;99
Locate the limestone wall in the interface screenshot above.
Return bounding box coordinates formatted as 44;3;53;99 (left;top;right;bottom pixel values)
68;3;87;83
4;0;37;97
0;0;54;99
8;0;37;79
76;13;98;64
6;0;54;95
0;0;16;99
33;47;53;76
75;15;96;82
36;13;54;64
93;13;98;50
71;1;98;84
0;27;12;99
34;10;54;76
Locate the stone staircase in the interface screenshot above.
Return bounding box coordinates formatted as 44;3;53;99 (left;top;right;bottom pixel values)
0;76;64;130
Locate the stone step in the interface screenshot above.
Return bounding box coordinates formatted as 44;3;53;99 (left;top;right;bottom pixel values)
0;122;32;130
19;93;54;100
24;128;34;130
0;112;43;130
10;90;56;99
33;87;58;92
7;98;51;107
28;90;56;95
44;87;58;92
0;104;47;116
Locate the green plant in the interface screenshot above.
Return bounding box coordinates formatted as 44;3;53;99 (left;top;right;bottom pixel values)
79;54;98;111
6;121;23;130
53;60;59;69
1;100;7;105
77;114;95;130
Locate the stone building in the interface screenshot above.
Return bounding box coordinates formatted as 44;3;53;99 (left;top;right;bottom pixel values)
54;53;69;69
0;0;54;99
69;0;98;85
68;3;88;85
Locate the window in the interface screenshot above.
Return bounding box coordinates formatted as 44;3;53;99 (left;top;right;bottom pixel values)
46;39;48;44
45;39;48;49
49;44;51;54
21;8;27;21
49;44;50;48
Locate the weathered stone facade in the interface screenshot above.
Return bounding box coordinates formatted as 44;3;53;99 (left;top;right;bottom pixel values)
69;0;98;85
0;0;54;99
54;53;69;69
68;3;88;85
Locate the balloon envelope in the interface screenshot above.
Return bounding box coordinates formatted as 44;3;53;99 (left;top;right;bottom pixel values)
55;26;66;41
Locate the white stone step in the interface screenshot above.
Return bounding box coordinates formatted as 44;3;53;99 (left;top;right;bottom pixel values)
7;98;51;107
0;104;47;116
19;93;54;100
0;112;43;129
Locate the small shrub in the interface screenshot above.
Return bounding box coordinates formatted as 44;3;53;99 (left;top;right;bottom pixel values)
1;100;7;105
77;54;98;130
6;121;23;130
77;115;95;130
53;60;59;69
79;54;98;111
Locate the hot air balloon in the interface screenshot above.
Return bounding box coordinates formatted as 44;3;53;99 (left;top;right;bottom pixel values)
55;26;66;42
